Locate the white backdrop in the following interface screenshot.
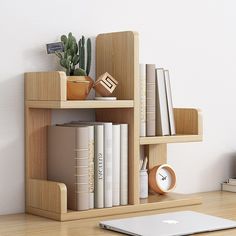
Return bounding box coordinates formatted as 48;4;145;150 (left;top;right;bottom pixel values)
0;0;236;214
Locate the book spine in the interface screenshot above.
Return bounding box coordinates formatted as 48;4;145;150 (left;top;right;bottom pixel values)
112;124;121;206
139;64;146;137
94;125;104;208
120;124;128;205
75;127;89;211
88;126;95;209
104;123;113;208
146;64;156;136
156;68;170;136
164;70;176;135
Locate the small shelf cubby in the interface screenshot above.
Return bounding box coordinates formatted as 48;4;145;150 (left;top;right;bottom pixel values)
25;31;203;221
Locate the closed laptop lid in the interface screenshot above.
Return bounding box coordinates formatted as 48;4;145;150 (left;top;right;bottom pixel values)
100;211;236;236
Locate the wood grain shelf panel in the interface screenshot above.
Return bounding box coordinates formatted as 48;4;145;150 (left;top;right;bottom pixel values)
140;134;202;145
26;100;134;109
27;192;202;221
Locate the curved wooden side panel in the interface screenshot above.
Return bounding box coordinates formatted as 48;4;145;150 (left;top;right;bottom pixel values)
24;71;67;101
27;179;67;214
174;108;203;136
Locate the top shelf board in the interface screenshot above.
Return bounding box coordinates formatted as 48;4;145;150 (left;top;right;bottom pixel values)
26;100;134;109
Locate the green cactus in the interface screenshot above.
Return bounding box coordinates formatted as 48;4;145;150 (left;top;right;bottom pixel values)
53;32;91;76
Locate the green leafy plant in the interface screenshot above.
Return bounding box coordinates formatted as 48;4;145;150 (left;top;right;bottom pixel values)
55;32;92;76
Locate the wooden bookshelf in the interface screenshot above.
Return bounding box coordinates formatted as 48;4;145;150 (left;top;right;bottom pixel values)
24;31;203;221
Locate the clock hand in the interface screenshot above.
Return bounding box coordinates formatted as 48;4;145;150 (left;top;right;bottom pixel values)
159;173;167;181
159;173;165;178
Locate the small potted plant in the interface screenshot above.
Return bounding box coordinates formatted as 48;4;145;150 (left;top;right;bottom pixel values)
55;32;93;100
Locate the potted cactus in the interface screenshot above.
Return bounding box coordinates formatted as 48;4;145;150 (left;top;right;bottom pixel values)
55;32;93;100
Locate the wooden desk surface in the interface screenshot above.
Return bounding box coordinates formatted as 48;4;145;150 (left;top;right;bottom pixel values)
1;191;236;236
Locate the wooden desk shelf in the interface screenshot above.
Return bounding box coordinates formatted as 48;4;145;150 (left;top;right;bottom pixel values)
24;31;203;221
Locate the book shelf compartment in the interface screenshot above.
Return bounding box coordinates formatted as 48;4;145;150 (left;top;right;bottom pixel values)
140;108;203;145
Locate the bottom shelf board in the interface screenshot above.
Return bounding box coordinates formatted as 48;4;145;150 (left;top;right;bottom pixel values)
27;193;202;221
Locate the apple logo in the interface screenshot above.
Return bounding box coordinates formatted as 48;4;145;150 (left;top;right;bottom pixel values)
162;220;179;224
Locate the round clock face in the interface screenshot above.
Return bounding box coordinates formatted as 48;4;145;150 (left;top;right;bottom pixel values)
156;167;172;191
149;164;176;194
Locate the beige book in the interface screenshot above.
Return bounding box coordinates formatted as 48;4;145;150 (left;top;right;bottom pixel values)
146;64;156;136
48;125;89;211
139;64;146;137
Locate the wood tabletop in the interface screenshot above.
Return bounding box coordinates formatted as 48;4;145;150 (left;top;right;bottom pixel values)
1;191;236;236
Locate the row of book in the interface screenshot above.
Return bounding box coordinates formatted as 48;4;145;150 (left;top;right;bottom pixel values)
139;64;176;137
222;178;236;192
47;121;128;211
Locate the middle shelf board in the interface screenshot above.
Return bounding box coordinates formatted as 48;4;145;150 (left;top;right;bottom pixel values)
140;135;203;145
26;100;134;109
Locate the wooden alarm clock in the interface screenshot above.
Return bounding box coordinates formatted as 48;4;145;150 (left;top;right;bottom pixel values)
148;164;176;194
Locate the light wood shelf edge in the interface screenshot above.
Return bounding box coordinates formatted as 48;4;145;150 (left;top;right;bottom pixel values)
26;193;202;221
140;135;202;145
26;179;67;214
25;100;134;109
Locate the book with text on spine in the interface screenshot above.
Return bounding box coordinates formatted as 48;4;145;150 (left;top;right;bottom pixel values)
47;125;90;211
139;64;146;137
146;64;156;136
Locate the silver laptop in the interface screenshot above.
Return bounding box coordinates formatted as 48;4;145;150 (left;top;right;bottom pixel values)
100;211;236;236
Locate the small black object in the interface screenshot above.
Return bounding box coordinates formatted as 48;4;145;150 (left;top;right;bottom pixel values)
46;42;64;54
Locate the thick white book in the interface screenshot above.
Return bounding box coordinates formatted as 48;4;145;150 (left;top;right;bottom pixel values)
164;70;176;135
222;182;236;192
156;68;170;136
94;125;104;208
112;124;121;206
139;64;146;137
55;123;94;209
120;124;128;205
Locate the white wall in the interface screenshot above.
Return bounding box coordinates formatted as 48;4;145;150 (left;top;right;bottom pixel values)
0;0;236;214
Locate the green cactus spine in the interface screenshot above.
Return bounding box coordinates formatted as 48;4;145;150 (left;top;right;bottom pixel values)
86;38;91;76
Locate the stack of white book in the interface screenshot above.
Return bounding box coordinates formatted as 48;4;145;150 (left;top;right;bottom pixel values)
222;179;236;192
47;121;129;211
139;64;176;137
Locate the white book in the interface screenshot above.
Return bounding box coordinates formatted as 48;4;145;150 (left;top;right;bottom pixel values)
228;179;236;185
94;125;104;208
112;124;121;206
164;70;176;135
139;64;146;137
103;123;113;208
156;68;170;136
120;124;128;205
222;182;236;192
